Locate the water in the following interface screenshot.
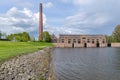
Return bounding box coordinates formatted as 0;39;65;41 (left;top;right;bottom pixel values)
52;48;120;80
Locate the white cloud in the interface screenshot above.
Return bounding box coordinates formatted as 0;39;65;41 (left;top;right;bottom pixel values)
58;0;117;35
61;0;94;5
42;11;110;37
19;2;33;8
22;8;33;17
61;0;69;3
73;0;94;5
65;12;110;28
0;7;47;37
43;2;53;8
45;11;111;37
93;16;110;25
11;0;33;8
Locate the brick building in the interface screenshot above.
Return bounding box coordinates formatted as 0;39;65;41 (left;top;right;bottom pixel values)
56;34;107;48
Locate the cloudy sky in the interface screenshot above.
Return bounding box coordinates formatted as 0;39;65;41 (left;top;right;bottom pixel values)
0;0;120;38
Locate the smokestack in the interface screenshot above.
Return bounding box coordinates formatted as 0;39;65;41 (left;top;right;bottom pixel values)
39;3;43;41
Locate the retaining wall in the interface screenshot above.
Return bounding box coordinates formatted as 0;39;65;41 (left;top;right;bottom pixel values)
111;43;120;47
55;43;107;48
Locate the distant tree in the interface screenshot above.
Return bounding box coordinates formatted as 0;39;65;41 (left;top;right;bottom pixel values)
7;32;31;42
112;25;120;42
0;31;2;39
105;35;115;43
43;31;51;42
22;32;30;42
7;34;14;41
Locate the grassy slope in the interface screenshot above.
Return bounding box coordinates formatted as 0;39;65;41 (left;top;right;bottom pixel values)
0;41;53;62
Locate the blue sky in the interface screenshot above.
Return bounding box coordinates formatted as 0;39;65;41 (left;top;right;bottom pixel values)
0;0;120;38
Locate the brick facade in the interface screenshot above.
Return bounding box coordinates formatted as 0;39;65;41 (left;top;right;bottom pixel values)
56;34;107;48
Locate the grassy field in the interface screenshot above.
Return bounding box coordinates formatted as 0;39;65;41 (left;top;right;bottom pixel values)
0;41;53;62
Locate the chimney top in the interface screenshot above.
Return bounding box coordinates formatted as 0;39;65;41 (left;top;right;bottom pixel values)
40;3;42;5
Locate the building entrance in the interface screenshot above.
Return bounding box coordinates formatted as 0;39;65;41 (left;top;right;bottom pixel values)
96;43;100;47
84;43;87;47
72;43;74;48
107;43;111;47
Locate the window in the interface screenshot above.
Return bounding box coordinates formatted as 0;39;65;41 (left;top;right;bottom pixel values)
78;39;81;44
97;39;99;43
73;39;76;43
87;39;90;43
103;39;105;43
61;39;64;43
103;41;105;43
82;37;86;39
92;39;94;44
68;39;71;44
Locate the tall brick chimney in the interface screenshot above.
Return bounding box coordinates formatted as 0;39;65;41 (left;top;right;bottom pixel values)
39;3;43;41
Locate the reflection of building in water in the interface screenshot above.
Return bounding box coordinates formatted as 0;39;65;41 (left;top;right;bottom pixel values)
56;34;107;48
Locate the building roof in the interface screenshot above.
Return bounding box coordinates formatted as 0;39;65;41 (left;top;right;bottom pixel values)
59;34;105;36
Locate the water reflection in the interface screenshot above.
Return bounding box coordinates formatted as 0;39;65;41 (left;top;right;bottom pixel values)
52;48;120;80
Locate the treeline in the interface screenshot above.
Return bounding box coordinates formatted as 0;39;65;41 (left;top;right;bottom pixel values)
0;31;33;42
0;31;51;42
7;32;31;42
106;25;120;43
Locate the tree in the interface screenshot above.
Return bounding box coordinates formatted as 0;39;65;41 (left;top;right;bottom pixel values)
0;31;2;39
30;36;35;42
22;32;30;42
112;25;120;42
105;35;115;43
43;31;51;42
7;32;31;42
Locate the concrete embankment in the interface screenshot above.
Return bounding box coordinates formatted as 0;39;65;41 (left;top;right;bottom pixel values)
0;47;54;80
111;43;120;47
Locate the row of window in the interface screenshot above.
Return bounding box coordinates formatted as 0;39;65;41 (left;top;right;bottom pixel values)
61;39;105;44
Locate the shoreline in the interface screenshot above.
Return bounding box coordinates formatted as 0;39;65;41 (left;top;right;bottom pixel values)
0;47;54;80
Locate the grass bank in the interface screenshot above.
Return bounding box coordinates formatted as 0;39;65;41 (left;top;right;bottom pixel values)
0;41;53;62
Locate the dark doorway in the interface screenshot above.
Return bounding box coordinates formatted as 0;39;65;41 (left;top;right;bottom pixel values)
84;43;87;47
96;43;100;47
72;43;74;48
108;43;111;47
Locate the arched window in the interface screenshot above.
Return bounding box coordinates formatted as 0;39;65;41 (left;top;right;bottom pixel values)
103;39;105;43
87;39;90;43
78;39;81;44
97;39;99;43
61;39;64;43
68;39;71;44
92;39;94;44
73;39;76;43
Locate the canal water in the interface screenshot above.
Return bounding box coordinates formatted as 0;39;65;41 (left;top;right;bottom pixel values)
52;48;120;80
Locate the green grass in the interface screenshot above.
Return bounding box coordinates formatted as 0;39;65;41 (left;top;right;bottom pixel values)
0;41;53;62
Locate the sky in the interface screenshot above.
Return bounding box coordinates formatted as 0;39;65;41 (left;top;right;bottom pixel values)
0;0;120;39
